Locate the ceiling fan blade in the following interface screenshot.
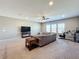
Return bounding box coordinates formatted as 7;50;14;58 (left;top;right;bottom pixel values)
46;18;50;19
40;16;50;20
42;16;45;20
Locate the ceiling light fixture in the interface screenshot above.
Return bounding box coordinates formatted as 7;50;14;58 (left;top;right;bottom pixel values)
49;1;53;6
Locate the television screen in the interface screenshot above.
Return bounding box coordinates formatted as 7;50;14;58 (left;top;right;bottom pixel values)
21;26;30;32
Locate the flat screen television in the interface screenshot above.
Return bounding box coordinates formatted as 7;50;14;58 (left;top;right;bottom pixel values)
21;26;31;32
76;27;79;33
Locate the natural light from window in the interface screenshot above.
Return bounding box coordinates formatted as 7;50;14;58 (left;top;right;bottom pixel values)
51;24;56;33
58;23;65;33
46;24;50;32
46;23;65;33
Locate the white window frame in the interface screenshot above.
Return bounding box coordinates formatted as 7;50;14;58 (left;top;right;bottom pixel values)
46;24;51;32
58;23;65;33
51;24;57;33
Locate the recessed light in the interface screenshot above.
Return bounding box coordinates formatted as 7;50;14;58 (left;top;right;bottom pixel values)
49;1;53;6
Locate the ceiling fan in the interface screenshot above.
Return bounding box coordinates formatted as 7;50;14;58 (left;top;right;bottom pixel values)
41;16;50;20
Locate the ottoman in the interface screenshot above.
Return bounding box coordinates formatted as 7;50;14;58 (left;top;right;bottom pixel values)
25;36;39;50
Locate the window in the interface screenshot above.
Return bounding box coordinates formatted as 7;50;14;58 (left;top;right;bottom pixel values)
46;23;65;33
58;23;65;33
46;24;51;32
51;24;56;33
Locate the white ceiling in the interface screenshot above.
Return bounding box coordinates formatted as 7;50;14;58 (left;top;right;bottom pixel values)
0;0;79;22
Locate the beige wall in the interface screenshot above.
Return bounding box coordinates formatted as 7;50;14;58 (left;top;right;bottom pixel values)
77;17;79;26
42;17;79;32
40;23;46;32
0;16;79;40
0;16;40;40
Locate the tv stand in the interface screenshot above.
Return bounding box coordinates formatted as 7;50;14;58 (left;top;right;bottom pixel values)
21;32;31;38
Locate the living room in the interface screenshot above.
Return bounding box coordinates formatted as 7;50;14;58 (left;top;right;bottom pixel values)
0;0;79;59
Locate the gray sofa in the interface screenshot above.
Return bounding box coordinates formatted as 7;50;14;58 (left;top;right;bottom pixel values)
35;33;56;46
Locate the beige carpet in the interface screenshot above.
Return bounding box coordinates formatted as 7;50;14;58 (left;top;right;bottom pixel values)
0;38;79;59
